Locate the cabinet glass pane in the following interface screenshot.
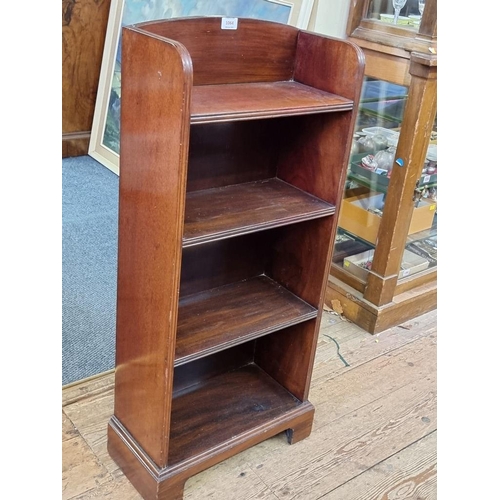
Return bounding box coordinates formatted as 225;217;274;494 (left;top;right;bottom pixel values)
366;0;424;29
333;77;437;283
405;120;437;272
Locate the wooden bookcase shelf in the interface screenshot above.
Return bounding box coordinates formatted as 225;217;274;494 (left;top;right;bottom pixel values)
183;178;335;247
176;274;317;365
169;363;302;466
108;17;364;500
190;81;353;123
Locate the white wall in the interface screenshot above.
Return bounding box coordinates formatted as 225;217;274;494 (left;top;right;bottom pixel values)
309;0;351;38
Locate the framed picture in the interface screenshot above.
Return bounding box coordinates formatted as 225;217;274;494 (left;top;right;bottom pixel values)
88;0;316;175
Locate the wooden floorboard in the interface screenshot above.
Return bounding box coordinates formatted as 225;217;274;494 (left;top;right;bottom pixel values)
62;308;437;500
322;431;437;500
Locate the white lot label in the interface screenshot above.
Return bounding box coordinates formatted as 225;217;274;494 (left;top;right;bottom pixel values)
221;17;238;29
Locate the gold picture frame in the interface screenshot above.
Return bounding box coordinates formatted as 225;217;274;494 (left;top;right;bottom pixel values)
88;0;315;175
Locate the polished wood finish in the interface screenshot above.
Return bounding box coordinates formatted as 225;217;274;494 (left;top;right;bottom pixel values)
191;81;352;123
327;1;437;333
173;343;254;396
114;27;192;468
186;121;277;192
356;45;411;87
183;178;335;247
168;363;302;465
175;276;317;365
62;132;93;158
179;234;267;297
343;0;436;88
111;17;364;500
62;0;111;157
62;309;437;500
256;320;318;401
108;401;315;500
330;258;437;297
135;17;298;85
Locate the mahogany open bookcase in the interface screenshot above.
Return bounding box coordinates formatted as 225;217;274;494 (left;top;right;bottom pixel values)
108;16;365;500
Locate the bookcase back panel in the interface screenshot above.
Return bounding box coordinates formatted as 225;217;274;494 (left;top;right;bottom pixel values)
172;342;255;396
179;233;269;297
186;121;278;192
136;17;298;85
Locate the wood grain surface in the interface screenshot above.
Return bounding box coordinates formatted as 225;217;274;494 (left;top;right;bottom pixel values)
131;17;298;86
62;0;111;156
190;81;352;123
183;179;335;247
168;364;301;466
176;275;317;365
114;27;192;468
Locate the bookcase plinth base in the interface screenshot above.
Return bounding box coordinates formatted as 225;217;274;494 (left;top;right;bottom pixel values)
108;403;315;500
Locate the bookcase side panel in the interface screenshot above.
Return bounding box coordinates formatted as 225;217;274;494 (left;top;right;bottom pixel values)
261;34;364;404
259;218;336;400
294;31;365;101
113;27;192;468
289;32;365;208
255;320;317;401
276;113;353;206
266;219;333;308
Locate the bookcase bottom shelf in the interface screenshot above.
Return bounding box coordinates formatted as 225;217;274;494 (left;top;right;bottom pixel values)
108;363;315;500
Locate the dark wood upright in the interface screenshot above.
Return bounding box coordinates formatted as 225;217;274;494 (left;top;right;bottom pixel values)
108;17;365;500
62;0;111;157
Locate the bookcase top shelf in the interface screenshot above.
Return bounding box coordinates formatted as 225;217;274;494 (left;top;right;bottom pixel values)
191;81;353;124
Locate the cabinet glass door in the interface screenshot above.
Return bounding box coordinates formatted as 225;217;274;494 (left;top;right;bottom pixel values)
366;0;425;29
333;76;437;283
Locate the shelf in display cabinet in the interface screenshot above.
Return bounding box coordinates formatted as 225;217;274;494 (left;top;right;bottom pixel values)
348;154;437;194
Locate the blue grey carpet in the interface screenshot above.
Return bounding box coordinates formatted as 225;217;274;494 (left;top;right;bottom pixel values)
62;155;119;385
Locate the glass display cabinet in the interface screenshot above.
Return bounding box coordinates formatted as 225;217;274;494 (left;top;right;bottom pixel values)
325;0;437;333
